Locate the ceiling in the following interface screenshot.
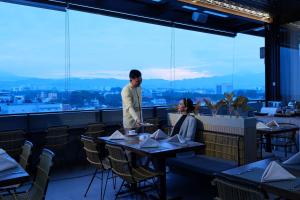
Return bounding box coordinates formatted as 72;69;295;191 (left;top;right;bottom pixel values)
4;0;300;37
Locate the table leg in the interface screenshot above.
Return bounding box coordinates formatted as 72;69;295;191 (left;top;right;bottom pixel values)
265;134;272;152
156;158;167;200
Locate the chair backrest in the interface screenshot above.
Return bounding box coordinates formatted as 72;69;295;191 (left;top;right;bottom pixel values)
28;148;55;200
81;135;107;168
0;130;25;160
201;131;243;164
85;123;106;138
45;126;69;151
19;140;33;169
276;123;298;139
106;144;135;183
213;177;266;200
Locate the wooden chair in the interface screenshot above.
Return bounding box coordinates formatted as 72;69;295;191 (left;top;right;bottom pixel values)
84;123;106;138
19;140;34;170
0;130;25;160
212;177;268;200
45;126;69;166
106;144;161;199
81;135;112;200
270;123;299;157
0;149;55;200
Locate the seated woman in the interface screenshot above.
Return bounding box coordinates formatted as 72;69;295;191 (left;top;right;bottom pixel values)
170;98;197;141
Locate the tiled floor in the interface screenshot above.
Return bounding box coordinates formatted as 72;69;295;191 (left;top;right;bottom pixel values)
46;166;216;200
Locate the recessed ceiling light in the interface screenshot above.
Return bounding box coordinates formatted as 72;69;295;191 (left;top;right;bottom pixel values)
253;27;264;31
203;10;228;18
182;5;198;11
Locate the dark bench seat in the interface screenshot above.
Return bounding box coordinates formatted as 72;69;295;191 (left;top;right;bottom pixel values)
167;155;238;176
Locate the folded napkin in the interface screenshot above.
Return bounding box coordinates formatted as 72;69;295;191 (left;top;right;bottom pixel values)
261;161;296;182
139;137;159;148
108;130;125;140
0;156;18;172
167;134;186;144
150;129;168;140
0;148;6;155
283;152;300;165
256;122;270;129
266;120;279;127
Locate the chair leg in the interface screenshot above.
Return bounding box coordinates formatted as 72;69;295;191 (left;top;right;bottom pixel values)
102;170;110;200
113;173;117;190
100;170;104;200
115;180;125;200
84;168;98;197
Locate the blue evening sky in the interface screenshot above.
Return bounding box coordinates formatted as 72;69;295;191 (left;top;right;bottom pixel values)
0;1;264;80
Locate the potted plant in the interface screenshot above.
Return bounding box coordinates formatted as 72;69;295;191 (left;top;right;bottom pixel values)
204;98;226;116
232;96;250;117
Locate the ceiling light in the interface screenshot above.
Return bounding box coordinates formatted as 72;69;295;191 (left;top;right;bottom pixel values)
182;5;198;11
253;27;264;31
178;0;272;23
203;10;228;18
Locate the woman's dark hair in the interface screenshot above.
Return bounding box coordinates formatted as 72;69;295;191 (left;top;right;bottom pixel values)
182;98;195;113
129;69;142;79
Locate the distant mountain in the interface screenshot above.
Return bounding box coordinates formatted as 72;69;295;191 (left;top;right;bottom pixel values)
0;73;265;90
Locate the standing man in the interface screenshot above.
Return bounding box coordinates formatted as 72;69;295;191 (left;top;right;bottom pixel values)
121;69;143;132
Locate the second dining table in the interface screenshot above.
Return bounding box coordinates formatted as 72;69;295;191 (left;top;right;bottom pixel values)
98;133;205;200
0;151;30;188
220;158;300;200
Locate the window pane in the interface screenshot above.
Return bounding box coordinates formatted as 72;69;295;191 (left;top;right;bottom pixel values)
0;2;65;114
174;28;265;104
69;11;171;109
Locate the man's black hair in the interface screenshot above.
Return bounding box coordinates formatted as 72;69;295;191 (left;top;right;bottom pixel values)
129;69;142;79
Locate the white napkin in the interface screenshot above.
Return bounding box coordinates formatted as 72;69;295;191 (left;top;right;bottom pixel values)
167;134;186;144
0;156;18;172
108;130;125;140
283;152;300;165
139;137;159;148
266;120;279;127
261;161;296;182
256;122;270;129
150;129;168;140
0;148;6;155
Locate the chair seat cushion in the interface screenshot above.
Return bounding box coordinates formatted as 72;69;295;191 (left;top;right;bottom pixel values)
167;155;238;176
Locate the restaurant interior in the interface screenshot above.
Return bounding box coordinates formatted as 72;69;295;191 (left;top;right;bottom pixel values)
1;0;300;200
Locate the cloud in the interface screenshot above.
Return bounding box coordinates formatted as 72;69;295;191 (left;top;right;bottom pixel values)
68;66;213;80
13;66;214;80
142;67;213;80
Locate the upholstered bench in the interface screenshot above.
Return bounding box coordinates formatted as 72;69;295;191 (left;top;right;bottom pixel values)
167;155;237;176
167;131;243;176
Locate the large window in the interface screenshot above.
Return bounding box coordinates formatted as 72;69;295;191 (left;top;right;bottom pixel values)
0;2;66;114
0;2;265;114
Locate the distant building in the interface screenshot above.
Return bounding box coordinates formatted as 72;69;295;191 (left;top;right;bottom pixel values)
222;83;233;93
151;98;166;105
0;103;63;114
216;85;222;94
0;92;12;103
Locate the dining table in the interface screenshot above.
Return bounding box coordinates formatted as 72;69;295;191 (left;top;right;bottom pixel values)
98;133;205;200
220;158;300;200
0;151;30;188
